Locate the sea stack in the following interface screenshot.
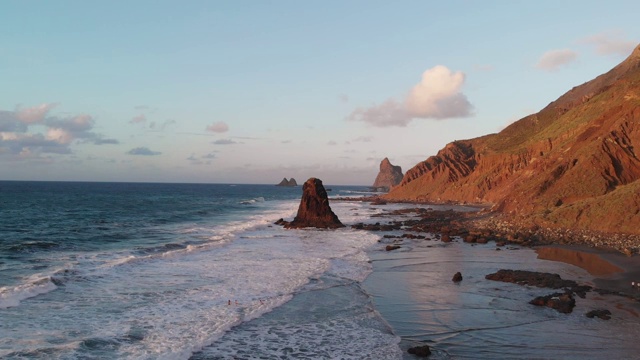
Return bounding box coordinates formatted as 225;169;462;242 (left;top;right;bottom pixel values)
284;177;344;229
372;158;403;192
276;177;298;186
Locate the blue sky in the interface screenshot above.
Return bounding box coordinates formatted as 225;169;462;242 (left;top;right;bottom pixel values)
1;1;639;184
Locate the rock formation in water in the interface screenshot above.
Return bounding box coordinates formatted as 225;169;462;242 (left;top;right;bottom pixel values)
283;177;344;229
276;177;298;186
385;44;640;235
372;158;403;192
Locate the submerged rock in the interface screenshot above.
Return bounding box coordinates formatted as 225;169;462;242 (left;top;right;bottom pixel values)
284;178;344;229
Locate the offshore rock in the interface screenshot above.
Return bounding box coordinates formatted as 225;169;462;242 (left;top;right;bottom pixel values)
284;178;344;229
372;158;404;192
276;178;298;186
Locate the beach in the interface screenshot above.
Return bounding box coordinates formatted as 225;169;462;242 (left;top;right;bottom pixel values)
359;203;640;359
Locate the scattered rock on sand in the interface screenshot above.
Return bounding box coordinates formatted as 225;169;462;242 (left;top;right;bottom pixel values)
385;245;401;251
586;309;612;320
529;292;576;314
407;344;431;357
452;272;463;282
485;269;591;297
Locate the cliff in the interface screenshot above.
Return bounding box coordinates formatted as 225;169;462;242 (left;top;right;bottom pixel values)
372;158;404;191
386;44;640;235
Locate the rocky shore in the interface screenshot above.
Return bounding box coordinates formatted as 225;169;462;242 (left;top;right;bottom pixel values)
338;196;640;255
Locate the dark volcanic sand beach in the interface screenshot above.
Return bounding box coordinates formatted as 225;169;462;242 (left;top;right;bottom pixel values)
359;204;640;359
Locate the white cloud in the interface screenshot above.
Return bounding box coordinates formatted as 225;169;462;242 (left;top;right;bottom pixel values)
206;121;229;133
581;31;637;56
130;114;146;124
16;103;57;124
46;128;74;144
535;49;578;71
347;65;472;127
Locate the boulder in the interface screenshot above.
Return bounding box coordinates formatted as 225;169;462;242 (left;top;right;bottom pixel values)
372;158;404;192
586;309;612;320
284;178;344;229
529;292;576;314
385;245;401;251
452;272;463;282
407;345;431;357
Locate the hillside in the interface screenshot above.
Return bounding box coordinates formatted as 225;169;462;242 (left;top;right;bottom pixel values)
385;44;640;235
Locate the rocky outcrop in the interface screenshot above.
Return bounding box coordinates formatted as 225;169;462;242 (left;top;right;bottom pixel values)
407;345;431;357
372;158;403;192
283;178;344;229
276;178;298;186
385;44;640;235
529;292;576;314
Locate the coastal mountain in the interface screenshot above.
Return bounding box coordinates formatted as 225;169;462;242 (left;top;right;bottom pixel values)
372;158;404;191
276;178;298;186
385;44;640;235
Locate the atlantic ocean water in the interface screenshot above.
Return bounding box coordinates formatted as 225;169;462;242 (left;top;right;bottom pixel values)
0;182;401;359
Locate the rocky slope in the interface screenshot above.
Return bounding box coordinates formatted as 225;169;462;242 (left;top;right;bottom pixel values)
372;158;404;191
385;44;640;235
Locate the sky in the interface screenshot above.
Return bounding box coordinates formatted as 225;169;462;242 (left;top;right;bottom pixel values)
1;1;639;185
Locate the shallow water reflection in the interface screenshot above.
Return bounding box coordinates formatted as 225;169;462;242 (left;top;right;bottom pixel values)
364;240;640;359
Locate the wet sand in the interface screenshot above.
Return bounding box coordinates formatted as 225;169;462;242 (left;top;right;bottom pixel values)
359;204;640;359
535;244;640;296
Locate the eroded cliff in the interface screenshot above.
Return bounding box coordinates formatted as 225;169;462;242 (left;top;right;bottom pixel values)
385;44;640;234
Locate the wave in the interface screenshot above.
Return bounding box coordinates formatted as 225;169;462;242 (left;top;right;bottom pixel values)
0;274;58;309
6;240;60;253
239;197;265;205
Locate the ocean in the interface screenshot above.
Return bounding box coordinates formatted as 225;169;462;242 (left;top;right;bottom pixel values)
3;181;640;359
0;182;400;359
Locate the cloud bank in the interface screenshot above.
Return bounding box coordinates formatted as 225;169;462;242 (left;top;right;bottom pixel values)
127;147;161;156
0;104;118;157
347;65;473;127
535;49;578;71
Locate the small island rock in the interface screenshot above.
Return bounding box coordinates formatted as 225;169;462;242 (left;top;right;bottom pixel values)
284;178;344;229
372;158;404;192
276;178;298;187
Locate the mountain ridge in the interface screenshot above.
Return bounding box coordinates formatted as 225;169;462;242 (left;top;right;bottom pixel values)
385;44;640;235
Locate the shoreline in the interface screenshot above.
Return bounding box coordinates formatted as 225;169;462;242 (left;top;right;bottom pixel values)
355;201;640;358
334;195;640;255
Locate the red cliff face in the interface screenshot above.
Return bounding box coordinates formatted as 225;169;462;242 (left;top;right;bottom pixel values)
386;44;640;235
372;158;404;191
